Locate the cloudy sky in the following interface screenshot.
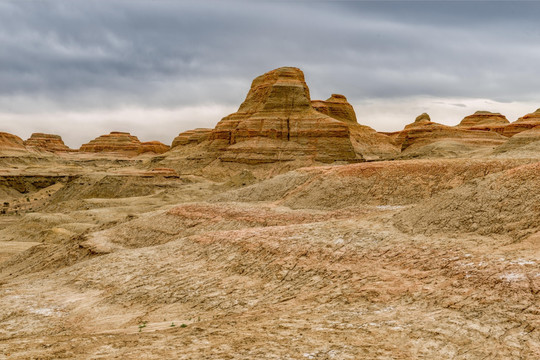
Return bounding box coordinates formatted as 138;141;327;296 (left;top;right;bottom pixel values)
1;0;540;148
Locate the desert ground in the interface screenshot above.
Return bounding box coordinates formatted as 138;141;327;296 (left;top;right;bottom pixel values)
0;67;539;359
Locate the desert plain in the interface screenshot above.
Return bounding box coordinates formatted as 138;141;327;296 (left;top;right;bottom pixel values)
0;67;538;359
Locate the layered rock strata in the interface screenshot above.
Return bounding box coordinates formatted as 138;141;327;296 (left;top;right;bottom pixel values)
457;111;509;134
80;132;168;156
138;141;169;155
80;132;142;155
24;133;73;152
0;132;26;151
503;108;540;137
171;128;212;148
312;94;398;160
207;67;360;164
393;113;507;152
312;94;357;124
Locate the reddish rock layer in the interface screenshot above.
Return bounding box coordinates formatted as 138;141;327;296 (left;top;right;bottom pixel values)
394;113;507;152
502;109;540;137
0;132;26;151
312;94;358;124
171;128;212;148
457;111;509;135
207;67;360;164
311;94;398;160
80;132;169;156
80;132;142;155
138;141;169;155
24;133;74;152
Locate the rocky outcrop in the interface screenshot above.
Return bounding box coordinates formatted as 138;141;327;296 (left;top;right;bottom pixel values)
457;111;509;135
138;141;169;155
80;132;142;155
393;113;507;154
171;128;212;148
312;94;357;124
80;132;168;156
312;94;398;160
0;132;26;152
24;133;74;153
207;67;360;164
502;109;540;137
493;126;540;157
413;113;431;124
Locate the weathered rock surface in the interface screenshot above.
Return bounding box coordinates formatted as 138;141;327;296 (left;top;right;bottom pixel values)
502;108;540;137
392;113;508;155
394;161;540;239
312;94;399;160
457;111;509;135
0;132;26;151
80;132;141;155
312;94;357;124
493;125;540;157
24;133;74;153
80;132;168;156
207;67;360;164
138;141;169;155
171;128;212;148
220;159;528;209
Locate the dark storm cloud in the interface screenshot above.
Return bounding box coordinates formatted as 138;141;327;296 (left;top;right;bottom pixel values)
1;0;539;144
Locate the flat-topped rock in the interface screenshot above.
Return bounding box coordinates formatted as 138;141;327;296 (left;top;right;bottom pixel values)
207;67;360;163
80;132;169;156
457;111;509;134
80;132;142;155
171;128;212;148
393;114;507;153
24;133;74;153
312;94;358;124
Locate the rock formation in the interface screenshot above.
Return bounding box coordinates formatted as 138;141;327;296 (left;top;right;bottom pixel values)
80;132;169;156
171;128;212;148
312;94;357;124
138;141;169;155
24;133;74;153
0;132;26;152
392;113;507;154
413;113;431;124
80;132;142;155
493;125;540;157
311;94;398;160
502;108;540;137
457;111;509;134
207;67;360;163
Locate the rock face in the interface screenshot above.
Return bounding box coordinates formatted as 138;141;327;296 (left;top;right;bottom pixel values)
0;132;26;151
139;141;169;155
80;132;168;156
502;108;540;137
171;128;212;148
493;125;540;157
312;94;357;124
457;111;509;134
393;113;507;154
24;133;73;153
207;67;360;164
80;132;142;155
312;94;398;160
414;113;431;124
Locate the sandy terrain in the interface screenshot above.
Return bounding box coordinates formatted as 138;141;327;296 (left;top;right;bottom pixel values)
0;154;538;359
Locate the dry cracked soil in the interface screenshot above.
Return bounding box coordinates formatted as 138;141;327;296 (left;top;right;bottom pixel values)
0;156;538;359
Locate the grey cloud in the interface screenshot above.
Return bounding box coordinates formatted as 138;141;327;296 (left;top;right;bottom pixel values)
1;0;540;144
